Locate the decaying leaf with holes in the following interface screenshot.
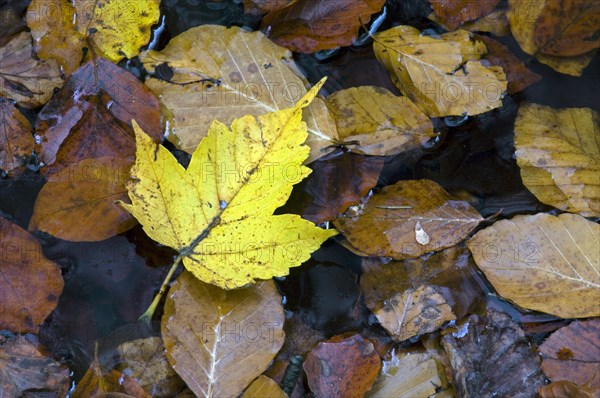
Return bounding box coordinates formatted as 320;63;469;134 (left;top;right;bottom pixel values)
467;213;600;318
121;80;336;288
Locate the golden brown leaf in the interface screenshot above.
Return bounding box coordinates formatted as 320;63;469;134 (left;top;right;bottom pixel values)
327;86;435;156
334;180;483;260
0;98;33;176
0;217;63;333
467;213;600;318
161;271;285;398
539;319;600;394
29;157;136;242
514;103;599;217
462;10;510;36
0;32;63;108
260;0;385;53
242;376;287;398
539;381;597;398
141;25;338;162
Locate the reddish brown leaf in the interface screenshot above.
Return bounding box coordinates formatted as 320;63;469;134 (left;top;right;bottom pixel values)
29;156;136;242
73;358;151;398
35;57;162;174
243;0;292;15
300;152;383;224
539;319;600;393
304;334;380;398
478;35;541;94
441;309;545;397
0;217;63;333
0;336;70;397
534;0;600;56
0;98;33;176
261;0;385;53
428;0;501;30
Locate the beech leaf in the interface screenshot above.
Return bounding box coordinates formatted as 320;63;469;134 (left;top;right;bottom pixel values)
0;98;33;176
121;81;336;288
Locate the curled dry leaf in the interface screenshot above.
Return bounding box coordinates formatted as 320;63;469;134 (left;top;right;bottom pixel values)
367;352;450;398
441;309;546;398
161;271;285;398
326;86;435;156
304;334;381;398
539;319;600;393
35;58;162;174
260;0;385;53
333;180;483;260
29;157;136;242
242;375;287;398
296;152;383;224
116;337;186;397
477;35;541;94
428;0;501;31
141;25;338;162
0;217;63;333
0;32;63;108
0;98;33;176
467;213;600;318
507;0;598;76
121;84;336;289
0;336;70;398
26;0;160;74
514;103;599;217
373;26;507;117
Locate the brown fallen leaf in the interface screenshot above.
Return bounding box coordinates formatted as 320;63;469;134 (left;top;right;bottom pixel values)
539;319;600;394
327;86;435;156
0;217;63;333
242;375;287;398
514;103;599;217
304;334;381;398
29;156;136;242
428;0;501;31
243;0;292;15
334;180;483;260
539;380;597;398
0;32;63;108
35;57;162;174
507;0;598;76
367;352;451;398
294;152;383;224
141;25;338;162
162;271;285;398
467;213;600;318
0;98;33;176
441;309;546;397
361;246;484;331
373;26;507;117
462;10;510;37
534;0;600;57
0;0;29;40
0;336;70;397
477;35;541;94
116;337;186;397
261;0;385;53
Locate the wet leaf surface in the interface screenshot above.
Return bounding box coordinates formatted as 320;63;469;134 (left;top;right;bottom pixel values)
260;0;385;53
327;86;435;156
0;336;70;398
0;32;63;108
242;375;287;398
334;180;483;259
428;0;501;30
161;271;285;398
35;57;162;174
539;319;600;394
514;103;599;217
0;98;33;176
141;25;338;162
0;217;63;333
441;309;546;397
29;157;136;242
304;333;381;398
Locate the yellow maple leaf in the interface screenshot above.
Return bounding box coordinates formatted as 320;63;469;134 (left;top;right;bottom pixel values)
121;80;337;289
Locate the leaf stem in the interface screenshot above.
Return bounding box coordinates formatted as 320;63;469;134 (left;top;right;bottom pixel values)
139;253;184;325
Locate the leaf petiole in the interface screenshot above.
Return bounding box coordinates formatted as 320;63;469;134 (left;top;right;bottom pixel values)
139;252;184;325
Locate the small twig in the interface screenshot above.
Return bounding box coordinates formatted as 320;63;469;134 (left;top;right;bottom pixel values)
138;252;184;325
